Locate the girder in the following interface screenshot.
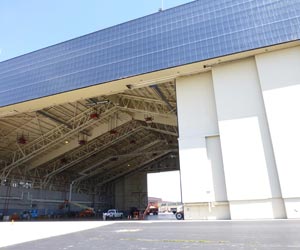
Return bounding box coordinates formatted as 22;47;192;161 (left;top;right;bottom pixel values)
71;133;161;173
1;120;178;192
150;85;176;113
83;141;173;186
143;123;178;137
111;93;176;118
143;153;179;173
72;140;164;184
109;152;180;186
0;103;117;180
40;120;143;184
0;82;179;193
119;107;175;121
35;121;177;179
117;94;176;107
94;149;177;186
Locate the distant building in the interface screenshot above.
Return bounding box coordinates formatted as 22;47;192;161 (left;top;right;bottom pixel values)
148;197;163;204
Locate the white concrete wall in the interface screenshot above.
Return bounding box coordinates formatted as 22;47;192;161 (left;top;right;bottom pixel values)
183;202;230;220
176;72;229;219
255;46;300;218
212;57;285;219
206;136;228;202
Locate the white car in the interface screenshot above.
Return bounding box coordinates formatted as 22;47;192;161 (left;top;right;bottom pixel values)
104;209;124;219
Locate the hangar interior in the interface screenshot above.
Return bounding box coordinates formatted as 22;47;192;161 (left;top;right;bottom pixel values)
0;82;179;217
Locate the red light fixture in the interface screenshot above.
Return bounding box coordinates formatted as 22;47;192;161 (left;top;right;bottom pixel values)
145;116;153;123
90;113;99;119
130;140;136;144
110;129;118;135
18;135;27;144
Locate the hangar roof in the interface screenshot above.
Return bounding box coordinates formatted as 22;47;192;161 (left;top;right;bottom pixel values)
0;81;179;193
0;0;299;107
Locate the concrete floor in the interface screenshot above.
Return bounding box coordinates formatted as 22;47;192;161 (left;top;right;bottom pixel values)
1;219;300;249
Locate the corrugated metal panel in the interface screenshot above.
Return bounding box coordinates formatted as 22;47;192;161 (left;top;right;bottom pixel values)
0;0;299;106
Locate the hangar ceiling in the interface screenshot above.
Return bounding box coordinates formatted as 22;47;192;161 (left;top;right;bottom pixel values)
0;82;179;193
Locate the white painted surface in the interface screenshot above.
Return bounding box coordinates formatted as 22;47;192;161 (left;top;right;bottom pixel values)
284;198;300;219
256;47;300;198
184;202;230;220
229;199;285;220
212;58;283;211
176;73;219;138
178;138;214;203
206;136;228;201
258;85;300;198
176;72;227;208
217;117;271;200
176;47;300;219
256;46;300;218
255;46;300;91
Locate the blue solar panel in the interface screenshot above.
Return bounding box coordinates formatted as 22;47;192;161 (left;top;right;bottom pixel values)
0;0;300;106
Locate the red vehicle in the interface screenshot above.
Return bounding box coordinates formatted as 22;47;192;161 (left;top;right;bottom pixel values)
79;208;95;217
145;202;158;215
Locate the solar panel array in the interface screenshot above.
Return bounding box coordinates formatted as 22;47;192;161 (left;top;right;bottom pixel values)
0;0;299;106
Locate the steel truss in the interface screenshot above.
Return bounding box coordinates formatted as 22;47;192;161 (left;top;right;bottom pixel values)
89;149;178;188
0;103;117;180
72;140;165;185
41;121;177;185
111;93;176;119
40;120;143;185
0;84;179;192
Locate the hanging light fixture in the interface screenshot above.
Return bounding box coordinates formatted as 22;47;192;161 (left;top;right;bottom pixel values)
17;134;28;145
145;115;154;123
110;129;118;135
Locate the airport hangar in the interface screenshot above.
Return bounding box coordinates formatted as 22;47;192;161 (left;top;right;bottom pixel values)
0;0;300;220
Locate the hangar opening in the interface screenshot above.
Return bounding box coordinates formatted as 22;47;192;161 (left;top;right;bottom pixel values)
147;171;182;217
0;82;180;221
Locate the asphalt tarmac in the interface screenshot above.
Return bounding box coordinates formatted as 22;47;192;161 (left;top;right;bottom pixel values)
2;220;300;250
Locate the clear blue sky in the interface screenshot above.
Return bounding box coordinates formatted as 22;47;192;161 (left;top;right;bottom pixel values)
0;0;193;62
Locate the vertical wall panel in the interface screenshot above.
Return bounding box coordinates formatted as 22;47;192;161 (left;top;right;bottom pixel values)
256;46;300;218
178;138;215;203
216;116;271;199
176;73;219;138
206;136;228;202
176;72;227;204
212;57;284;218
